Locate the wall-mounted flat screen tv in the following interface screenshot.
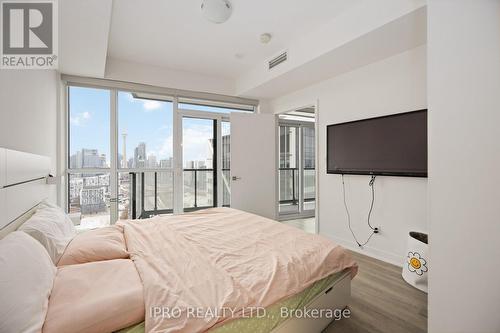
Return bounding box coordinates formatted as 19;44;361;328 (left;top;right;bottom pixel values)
327;110;427;177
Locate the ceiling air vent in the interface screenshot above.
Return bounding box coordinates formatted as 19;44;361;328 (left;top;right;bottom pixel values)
268;51;288;70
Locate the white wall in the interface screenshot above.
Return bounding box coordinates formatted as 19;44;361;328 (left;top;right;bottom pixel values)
269;46;427;265
428;1;500;332
0;70;58;200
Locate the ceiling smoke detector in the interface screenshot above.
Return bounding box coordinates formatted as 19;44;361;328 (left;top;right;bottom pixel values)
201;0;232;24
260;33;272;44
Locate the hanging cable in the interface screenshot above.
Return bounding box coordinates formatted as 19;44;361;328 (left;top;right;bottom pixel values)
367;175;376;230
341;174;378;247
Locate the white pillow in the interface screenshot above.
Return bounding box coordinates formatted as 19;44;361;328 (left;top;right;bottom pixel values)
39;201;76;235
0;231;56;333
19;202;76;263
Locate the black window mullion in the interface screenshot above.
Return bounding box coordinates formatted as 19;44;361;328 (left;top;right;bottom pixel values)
154;172;158;212
194;170;197;208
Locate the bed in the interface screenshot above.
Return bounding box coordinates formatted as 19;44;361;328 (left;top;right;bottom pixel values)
0;148;357;333
118;270;351;333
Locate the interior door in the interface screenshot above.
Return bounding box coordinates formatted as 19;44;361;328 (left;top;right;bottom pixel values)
230;113;276;219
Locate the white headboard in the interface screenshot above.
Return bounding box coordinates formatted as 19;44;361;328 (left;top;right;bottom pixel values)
0;148;51;237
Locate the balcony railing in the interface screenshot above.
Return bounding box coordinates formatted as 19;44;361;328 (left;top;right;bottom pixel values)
279;167;316;206
183;168;215;211
129;171;174;219
125;169;220;219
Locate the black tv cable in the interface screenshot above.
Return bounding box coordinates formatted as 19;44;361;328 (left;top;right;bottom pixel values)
341;174;379;247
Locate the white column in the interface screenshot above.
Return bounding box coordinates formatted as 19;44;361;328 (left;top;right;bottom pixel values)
172;97;183;214
109;89;118;224
428;1;500;332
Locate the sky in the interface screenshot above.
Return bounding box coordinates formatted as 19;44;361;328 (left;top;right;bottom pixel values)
69;87;226;166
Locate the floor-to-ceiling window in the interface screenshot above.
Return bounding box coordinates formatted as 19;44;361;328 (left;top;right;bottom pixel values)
68;86;111;228
117;92;174;219
278;121;316;217
65;80;252;228
303;126;316;212
182;117;216;210
279;125;299;215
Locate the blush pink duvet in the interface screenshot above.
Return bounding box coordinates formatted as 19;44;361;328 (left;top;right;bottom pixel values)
121;208;357;333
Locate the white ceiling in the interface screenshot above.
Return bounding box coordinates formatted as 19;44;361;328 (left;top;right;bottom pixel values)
58;0;426;99
107;0;360;80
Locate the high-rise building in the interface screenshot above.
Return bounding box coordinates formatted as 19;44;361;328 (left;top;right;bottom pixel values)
159;157;173;169
134;142;146;168
82;149;102;168
147;155;157;168
70;148;107;168
70;150;83;168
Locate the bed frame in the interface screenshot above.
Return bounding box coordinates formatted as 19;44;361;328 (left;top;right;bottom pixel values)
272;270;351;333
0;147;352;332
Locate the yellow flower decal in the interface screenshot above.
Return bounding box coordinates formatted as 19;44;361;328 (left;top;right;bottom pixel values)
407;252;428;276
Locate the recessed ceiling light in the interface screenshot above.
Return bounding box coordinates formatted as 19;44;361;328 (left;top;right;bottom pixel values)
260;33;272;44
201;0;232;24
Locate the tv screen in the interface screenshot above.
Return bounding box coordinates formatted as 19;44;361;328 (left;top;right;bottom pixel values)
327;110;427;177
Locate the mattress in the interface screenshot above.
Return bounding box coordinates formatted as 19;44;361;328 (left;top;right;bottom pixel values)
117;271;344;333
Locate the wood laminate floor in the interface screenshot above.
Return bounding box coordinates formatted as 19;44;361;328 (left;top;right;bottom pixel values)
282;218;316;234
324;251;428;333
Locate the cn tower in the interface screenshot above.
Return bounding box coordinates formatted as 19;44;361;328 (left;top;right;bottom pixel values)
122;132;127;168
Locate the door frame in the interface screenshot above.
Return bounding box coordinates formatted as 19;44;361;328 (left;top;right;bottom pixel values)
275;101;319;234
177;108;230;213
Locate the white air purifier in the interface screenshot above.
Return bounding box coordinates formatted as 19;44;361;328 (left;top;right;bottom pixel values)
402;231;429;293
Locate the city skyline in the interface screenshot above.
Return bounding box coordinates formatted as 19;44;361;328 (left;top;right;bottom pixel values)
70;140;213;170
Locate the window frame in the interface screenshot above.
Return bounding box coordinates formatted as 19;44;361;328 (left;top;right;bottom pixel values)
62;76;252;225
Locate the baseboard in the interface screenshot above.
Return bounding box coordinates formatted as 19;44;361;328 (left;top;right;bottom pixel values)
323;232;404;267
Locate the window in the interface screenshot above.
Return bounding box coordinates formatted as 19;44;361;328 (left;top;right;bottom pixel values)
68;87;111;228
118;92;173;169
69;87;110;168
278;124;315;215
303;127;316;211
117;92;174;219
182;117;215;209
68;172;111;228
279;126;299;214
65;80;256;226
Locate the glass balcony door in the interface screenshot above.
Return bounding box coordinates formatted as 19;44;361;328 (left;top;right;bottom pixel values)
182;117;216;210
278;123;315;217
279;125;300;215
302;126;316;213
178;109;231;212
